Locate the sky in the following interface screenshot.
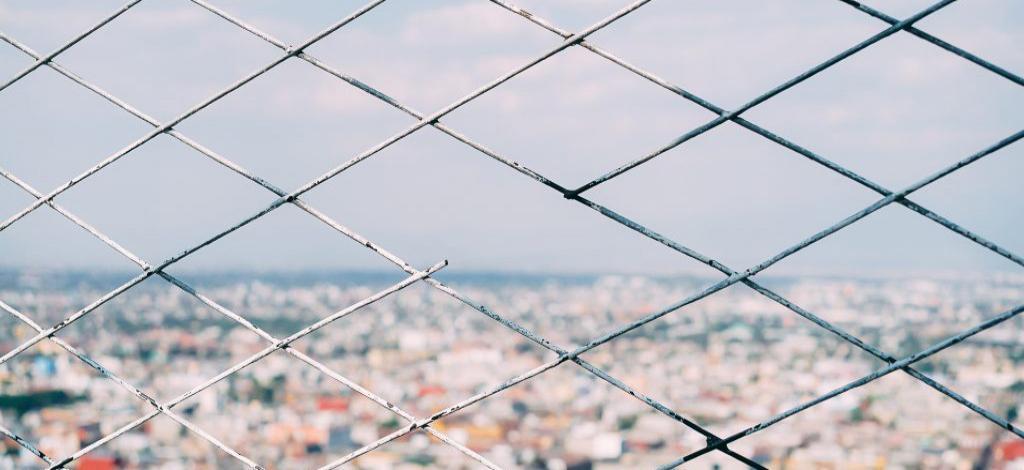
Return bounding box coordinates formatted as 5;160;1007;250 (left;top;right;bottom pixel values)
0;0;1021;278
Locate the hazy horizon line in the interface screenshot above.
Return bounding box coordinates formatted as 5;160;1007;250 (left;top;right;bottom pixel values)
2;265;1022;283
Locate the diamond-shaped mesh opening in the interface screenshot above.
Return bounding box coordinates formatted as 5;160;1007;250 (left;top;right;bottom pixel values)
0;0;1021;468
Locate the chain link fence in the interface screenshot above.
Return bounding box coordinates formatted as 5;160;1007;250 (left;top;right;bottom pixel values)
0;0;1021;468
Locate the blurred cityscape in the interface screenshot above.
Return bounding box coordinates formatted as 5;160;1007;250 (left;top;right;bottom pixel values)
1;270;1023;469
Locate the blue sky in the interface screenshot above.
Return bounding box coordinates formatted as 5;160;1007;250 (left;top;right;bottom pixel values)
0;0;1021;277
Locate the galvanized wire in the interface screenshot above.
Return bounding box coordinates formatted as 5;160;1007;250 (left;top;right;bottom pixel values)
661;301;1024;469
0;0;1021;468
48;262;446;470
0;0;143;94
570;0;959;194
836;0;1024;86
0;0;392;233
0;0;652;360
490;0;1024;269
0;0;664;466
486;0;1024;438
0;299;261;469
0;171;498;469
173;2;768;466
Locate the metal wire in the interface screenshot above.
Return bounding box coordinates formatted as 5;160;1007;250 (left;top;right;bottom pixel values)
0;0;143;94
0;0;1021;468
484;0;1024;438
570;0;959;195
0;171;497;469
661;302;1024;469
